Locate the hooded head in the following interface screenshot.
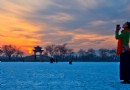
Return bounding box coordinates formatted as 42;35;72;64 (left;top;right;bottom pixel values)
126;22;130;29
123;22;130;30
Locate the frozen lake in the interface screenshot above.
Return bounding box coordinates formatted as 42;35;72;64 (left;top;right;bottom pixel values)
1;62;130;90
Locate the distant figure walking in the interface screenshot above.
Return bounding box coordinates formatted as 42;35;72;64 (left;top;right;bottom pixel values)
50;57;54;63
69;60;72;64
115;22;130;84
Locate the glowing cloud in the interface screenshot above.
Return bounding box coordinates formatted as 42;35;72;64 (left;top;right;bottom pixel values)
0;0;130;53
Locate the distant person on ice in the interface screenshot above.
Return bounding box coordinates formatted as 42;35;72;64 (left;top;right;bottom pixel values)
115;22;130;84
50;57;54;63
69;60;72;64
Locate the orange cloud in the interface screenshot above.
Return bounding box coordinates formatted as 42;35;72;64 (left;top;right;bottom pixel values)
0;10;41;52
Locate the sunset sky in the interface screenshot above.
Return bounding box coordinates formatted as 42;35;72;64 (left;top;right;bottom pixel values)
0;0;130;53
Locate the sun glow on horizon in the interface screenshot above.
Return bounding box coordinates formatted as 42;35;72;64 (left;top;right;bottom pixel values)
28;48;33;54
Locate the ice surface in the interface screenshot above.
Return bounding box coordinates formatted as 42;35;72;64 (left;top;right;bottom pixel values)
1;62;130;90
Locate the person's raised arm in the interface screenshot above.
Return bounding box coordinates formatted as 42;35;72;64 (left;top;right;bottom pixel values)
115;24;123;39
115;30;126;39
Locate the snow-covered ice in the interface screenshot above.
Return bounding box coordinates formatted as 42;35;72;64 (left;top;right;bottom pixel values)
1;62;130;90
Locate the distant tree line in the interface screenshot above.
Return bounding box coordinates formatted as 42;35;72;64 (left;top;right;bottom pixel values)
44;43;119;62
0;45;24;62
0;44;119;62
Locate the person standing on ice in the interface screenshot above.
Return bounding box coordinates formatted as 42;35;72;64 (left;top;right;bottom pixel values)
115;22;130;84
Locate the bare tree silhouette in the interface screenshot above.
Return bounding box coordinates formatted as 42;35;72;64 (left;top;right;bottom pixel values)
2;45;16;60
